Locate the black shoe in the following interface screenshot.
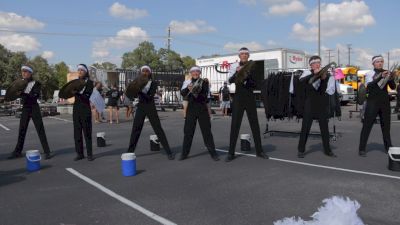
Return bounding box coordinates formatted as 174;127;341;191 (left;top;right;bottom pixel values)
87;155;94;161
297;152;305;158
225;154;235;162
7;152;22;160
167;154;175;160
44;153;52;160
359;151;367;157
211;154;220;161
256;152;269;159
325;151;337;157
179;154;188;161
74;155;85;161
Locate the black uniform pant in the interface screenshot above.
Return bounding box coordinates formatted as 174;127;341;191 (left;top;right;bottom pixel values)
182;103;217;156
298;114;331;153
359;98;392;151
128;103;172;154
228;96;263;155
14;105;50;154
73;107;92;156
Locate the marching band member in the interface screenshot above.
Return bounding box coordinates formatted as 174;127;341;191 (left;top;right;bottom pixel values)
8;65;52;160
359;55;395;156
297;56;337;158
225;47;268;162
127;66;174;160
179;66;220;161
72;64;95;161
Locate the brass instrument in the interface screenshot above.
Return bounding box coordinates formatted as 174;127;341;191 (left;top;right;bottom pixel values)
59;79;86;99
4;79;29;101
125;74;149;100
309;62;337;84
235;60;255;85
189;78;204;98
375;63;399;89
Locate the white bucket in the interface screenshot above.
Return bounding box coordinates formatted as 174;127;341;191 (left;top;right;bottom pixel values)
121;153;136;160
240;134;251;141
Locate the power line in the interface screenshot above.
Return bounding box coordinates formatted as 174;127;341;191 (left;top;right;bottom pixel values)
0;28;225;48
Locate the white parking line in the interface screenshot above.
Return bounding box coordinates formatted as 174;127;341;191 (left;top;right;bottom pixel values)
215;149;400;181
66;168;177;225
47;116;73;123
0;123;10;131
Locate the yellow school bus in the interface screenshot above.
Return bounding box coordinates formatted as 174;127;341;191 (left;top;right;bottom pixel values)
342;67;361;90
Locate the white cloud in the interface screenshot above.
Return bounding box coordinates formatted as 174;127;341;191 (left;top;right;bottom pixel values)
92;26;149;60
0;12;45;53
0;11;45;29
268;0;306;16
238;0;305;17
292;0;375;41
223;41;264;52
109;2;148;20
41;51;54;59
169;20;216;35
0;33;40;52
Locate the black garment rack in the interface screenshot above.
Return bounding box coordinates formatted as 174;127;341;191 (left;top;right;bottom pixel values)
262;68;340;141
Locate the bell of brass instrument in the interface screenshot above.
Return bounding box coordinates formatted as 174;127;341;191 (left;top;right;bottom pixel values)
308;62;336;84
376;63;399;89
125;74;149;100
235;60;255;85
190;78;204;98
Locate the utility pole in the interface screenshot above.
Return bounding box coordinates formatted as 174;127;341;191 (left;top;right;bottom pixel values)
326;49;333;63
387;51;390;69
337;48;340;67
347;44;352;66
318;0;321;56
167;26;171;52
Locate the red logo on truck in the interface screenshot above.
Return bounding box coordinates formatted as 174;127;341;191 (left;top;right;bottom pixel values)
289;55;303;64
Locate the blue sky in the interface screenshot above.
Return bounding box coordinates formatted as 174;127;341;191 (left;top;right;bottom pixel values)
0;0;399;69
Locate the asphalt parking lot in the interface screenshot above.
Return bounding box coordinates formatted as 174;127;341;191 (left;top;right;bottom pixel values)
1;104;400;225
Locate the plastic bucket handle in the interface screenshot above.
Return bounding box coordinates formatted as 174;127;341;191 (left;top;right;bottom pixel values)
121;153;136;160
26;151;41;162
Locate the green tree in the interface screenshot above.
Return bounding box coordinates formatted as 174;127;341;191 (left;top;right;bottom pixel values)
92;61;117;70
54;61;69;88
29;56;58;100
121;41;162;69
181;56;196;70
158;48;184;70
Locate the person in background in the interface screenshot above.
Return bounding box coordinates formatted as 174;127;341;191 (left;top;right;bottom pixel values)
106;84;120;124
219;81;231;117
91;82;103;123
